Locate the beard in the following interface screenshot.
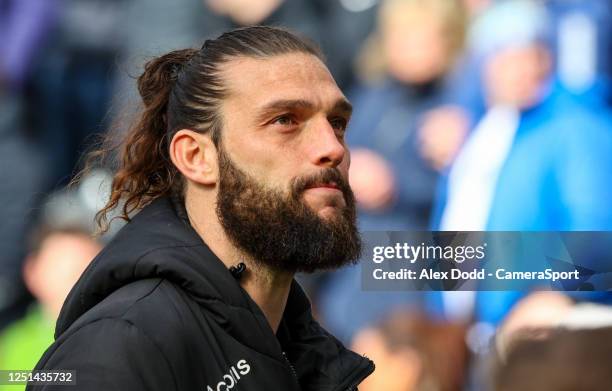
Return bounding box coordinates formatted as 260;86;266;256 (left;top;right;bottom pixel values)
215;145;361;274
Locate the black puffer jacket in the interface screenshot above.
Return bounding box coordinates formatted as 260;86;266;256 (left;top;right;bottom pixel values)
28;197;374;390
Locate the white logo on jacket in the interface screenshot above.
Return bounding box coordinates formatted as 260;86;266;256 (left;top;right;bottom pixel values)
206;359;251;391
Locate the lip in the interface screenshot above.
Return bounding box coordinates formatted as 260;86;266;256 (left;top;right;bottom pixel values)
306;182;340;191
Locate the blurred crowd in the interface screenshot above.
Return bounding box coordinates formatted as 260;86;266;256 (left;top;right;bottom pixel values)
1;0;612;390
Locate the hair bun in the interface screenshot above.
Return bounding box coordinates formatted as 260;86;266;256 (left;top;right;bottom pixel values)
137;48;198;108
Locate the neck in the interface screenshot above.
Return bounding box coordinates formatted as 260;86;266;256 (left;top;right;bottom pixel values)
240;264;293;333
185;190;293;333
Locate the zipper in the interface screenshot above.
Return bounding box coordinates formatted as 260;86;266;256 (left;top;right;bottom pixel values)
282;351;300;384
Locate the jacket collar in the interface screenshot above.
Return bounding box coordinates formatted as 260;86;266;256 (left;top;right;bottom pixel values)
280;281;374;390
57;196;373;390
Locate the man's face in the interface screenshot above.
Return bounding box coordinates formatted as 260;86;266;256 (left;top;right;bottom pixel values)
383;8;453;85
214;53;361;273
484;44;551;109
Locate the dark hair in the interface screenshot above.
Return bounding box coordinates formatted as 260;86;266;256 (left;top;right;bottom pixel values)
494;327;612;391
89;26;323;232
28;225;96;256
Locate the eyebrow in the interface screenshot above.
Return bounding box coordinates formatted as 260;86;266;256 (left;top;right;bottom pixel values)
332;99;353;117
256;98;353;122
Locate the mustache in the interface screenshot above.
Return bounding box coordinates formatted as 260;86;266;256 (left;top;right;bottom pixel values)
291;168;353;199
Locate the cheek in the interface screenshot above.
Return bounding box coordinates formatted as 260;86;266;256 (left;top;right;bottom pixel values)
339;154;351;177
248;160;299;198
225;136;290;187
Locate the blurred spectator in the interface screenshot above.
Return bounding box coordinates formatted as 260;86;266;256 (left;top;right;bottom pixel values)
438;0;612;232
0;0;57;330
493;326;612;391
317;0;470;344
0;230;100;382
494;291;575;358
352;311;469;391
349;0;469;230
309;0;379;89
0;182;107;382
496;291;612;357
432;1;612;387
418;105;470;172
31;0;127;188
547;0;612;104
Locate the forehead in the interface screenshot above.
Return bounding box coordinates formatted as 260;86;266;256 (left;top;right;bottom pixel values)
220;53;345;112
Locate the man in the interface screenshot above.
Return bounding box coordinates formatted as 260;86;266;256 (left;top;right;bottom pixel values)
28;26;374;390
0;188;103;388
432;0;612;360
438;0;612;233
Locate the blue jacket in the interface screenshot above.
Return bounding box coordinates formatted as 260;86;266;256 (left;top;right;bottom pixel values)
433;85;612;325
434;86;612;231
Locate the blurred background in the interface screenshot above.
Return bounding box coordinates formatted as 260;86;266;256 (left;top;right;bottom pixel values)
1;0;612;390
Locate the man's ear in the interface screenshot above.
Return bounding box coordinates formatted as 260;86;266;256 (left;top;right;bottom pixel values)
169;129;218;185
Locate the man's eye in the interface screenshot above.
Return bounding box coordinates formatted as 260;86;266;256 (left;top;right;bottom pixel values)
330;117;348;131
272;114;297;126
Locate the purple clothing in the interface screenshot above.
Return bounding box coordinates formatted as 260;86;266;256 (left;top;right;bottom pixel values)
0;0;56;89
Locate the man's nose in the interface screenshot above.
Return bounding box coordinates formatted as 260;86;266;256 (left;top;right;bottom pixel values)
309;118;346;168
